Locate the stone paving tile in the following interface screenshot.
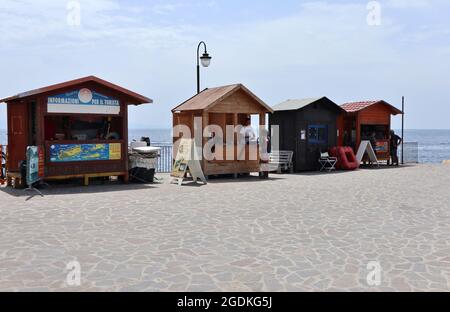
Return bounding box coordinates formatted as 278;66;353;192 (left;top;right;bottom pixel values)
0;165;449;291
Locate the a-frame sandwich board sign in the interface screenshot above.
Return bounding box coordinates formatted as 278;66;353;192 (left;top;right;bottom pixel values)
171;138;207;186
356;140;380;167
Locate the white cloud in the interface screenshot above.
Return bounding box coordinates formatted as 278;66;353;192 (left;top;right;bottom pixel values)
1;0;450;129
151;3;184;15
384;0;430;8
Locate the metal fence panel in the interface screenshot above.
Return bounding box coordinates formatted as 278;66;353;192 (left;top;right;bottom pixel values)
152;142;421;171
153;143;173;173
401;142;419;164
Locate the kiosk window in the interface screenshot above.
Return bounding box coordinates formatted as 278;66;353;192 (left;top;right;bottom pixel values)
44;115;123;141
308;125;328;144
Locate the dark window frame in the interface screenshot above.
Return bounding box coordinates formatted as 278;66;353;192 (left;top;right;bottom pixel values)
308;124;328;145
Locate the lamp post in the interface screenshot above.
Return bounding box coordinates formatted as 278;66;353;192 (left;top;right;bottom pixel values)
197;41;212;94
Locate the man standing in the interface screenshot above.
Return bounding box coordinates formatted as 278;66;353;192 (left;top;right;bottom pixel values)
241;116;256;145
370;132;377;151
389;130;402;166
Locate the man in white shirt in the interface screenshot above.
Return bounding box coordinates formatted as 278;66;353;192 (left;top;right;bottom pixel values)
240;116;256;145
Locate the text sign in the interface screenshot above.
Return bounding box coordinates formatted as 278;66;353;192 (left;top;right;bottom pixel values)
48;88;120;114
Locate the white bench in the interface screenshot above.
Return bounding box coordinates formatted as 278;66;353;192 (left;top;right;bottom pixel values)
268;150;294;173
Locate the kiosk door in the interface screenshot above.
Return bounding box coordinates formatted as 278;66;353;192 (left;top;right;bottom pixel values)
7;102;29;171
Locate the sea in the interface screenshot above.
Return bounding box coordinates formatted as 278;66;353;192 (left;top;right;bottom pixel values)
1;129;449;164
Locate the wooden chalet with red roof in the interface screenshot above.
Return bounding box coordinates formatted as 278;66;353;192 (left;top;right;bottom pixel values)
337;100;403;161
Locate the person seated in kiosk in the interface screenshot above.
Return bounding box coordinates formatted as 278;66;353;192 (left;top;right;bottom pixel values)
241;115;256;145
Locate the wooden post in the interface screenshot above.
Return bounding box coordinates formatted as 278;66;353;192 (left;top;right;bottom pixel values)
233;113;238;163
355;115;361;152
202;112;209;174
122;100;129;183
401;96;405;165
259;112;268;179
259;113;266;162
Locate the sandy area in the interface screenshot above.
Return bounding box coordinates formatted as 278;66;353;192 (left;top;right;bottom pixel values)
0;164;449;292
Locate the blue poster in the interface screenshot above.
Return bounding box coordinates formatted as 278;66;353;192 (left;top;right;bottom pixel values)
50;144;121;162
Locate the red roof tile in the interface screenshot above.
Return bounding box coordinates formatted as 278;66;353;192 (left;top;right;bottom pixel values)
341;101;380;112
341;100;403;115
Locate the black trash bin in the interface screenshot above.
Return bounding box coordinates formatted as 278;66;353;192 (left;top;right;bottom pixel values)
129;167;155;183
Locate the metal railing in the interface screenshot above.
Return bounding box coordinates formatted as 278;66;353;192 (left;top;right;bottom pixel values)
153;143;173;173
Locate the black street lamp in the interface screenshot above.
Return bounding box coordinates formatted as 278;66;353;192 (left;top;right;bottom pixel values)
197;41;212;94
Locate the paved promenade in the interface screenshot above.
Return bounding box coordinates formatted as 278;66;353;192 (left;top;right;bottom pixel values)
0;165;449;292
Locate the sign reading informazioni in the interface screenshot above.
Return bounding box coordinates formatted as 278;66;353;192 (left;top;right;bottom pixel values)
47;88;120;114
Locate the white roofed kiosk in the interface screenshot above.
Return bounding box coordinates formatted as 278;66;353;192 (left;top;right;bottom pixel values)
270;97;345;172
0;76;152;187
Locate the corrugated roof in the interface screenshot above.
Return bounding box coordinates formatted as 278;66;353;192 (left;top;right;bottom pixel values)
341;100;402;114
272;97;323;111
0;76;153;105
272;97;346;113
172;84;273;113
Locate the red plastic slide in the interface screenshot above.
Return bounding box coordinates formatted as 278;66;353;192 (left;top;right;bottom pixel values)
329;147;360;170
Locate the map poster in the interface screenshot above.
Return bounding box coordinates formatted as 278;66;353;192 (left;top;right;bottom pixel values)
50;143;122;163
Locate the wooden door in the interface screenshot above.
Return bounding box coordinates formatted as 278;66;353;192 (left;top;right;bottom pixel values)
7;102;29;171
305;123;328;171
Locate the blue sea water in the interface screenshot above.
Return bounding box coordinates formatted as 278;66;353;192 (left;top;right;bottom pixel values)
397;129;450;164
1;129;450;164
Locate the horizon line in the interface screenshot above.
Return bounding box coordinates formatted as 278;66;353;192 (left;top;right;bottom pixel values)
1;128;450;131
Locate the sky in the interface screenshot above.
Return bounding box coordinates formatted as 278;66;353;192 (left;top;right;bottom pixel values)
1;0;449;129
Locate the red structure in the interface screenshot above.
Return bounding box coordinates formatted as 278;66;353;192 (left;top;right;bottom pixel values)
0;76;152;187
329;146;359;170
337;100;403;162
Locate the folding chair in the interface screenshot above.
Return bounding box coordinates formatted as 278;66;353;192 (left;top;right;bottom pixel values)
318;152;338;172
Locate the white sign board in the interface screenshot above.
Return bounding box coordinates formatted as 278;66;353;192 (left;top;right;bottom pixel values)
356;140;379;166
48;88;120;115
171;139;207;186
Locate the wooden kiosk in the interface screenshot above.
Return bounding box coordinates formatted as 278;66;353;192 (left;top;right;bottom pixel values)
337;101;403;162
172;84;273;177
270;97;345;172
0;76;152;187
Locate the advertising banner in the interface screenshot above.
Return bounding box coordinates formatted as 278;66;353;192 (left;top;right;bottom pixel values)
26;146;40;186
